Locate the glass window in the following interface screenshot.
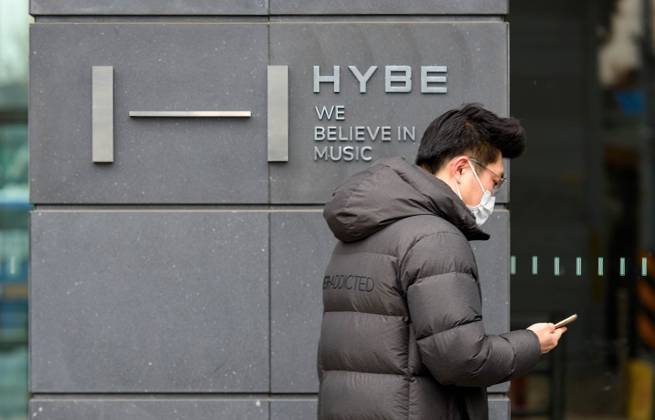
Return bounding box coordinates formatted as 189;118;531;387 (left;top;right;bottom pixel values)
0;1;29;419
508;0;655;418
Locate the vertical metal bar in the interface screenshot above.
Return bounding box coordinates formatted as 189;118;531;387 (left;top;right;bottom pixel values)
92;66;114;163
268;65;288;162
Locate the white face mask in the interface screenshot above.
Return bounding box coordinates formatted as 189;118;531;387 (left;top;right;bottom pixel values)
455;160;496;226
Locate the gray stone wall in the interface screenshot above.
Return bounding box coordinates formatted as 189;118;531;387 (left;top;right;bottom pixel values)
28;1;513;418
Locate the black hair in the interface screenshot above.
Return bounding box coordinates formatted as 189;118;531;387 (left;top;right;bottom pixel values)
415;103;526;174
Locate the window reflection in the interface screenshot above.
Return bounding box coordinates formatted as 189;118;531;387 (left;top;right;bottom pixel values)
0;0;29;418
509;0;655;418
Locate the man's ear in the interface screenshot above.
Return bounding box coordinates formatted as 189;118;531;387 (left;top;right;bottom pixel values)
450;155;469;183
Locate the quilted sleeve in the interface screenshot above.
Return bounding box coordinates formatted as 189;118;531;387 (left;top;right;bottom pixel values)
402;232;541;387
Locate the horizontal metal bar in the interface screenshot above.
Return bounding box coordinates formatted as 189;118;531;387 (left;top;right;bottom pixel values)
129;111;251;118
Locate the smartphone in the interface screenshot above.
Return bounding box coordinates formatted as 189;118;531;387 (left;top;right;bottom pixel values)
554;314;577;329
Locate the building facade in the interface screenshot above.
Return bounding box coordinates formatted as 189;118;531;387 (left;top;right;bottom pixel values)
28;1;514;418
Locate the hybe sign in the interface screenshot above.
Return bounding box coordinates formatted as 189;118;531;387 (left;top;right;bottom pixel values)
312;64;448;162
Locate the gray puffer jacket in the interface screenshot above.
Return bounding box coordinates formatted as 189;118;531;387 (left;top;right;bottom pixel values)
317;155;541;420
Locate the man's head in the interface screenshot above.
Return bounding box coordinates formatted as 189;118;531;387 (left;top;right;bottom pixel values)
415;103;526;212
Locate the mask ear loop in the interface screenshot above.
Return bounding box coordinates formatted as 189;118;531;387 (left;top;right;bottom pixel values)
467;160;487;193
455;181;463;200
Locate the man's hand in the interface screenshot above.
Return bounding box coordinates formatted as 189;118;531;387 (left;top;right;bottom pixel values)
527;323;567;354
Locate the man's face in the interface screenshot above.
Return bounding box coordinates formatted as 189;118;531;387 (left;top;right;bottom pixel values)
458;153;504;206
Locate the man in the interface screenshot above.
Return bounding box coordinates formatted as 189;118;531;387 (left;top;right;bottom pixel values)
317;103;566;419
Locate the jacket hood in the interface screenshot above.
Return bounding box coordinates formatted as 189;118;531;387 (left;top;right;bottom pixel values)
323;155;491;242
